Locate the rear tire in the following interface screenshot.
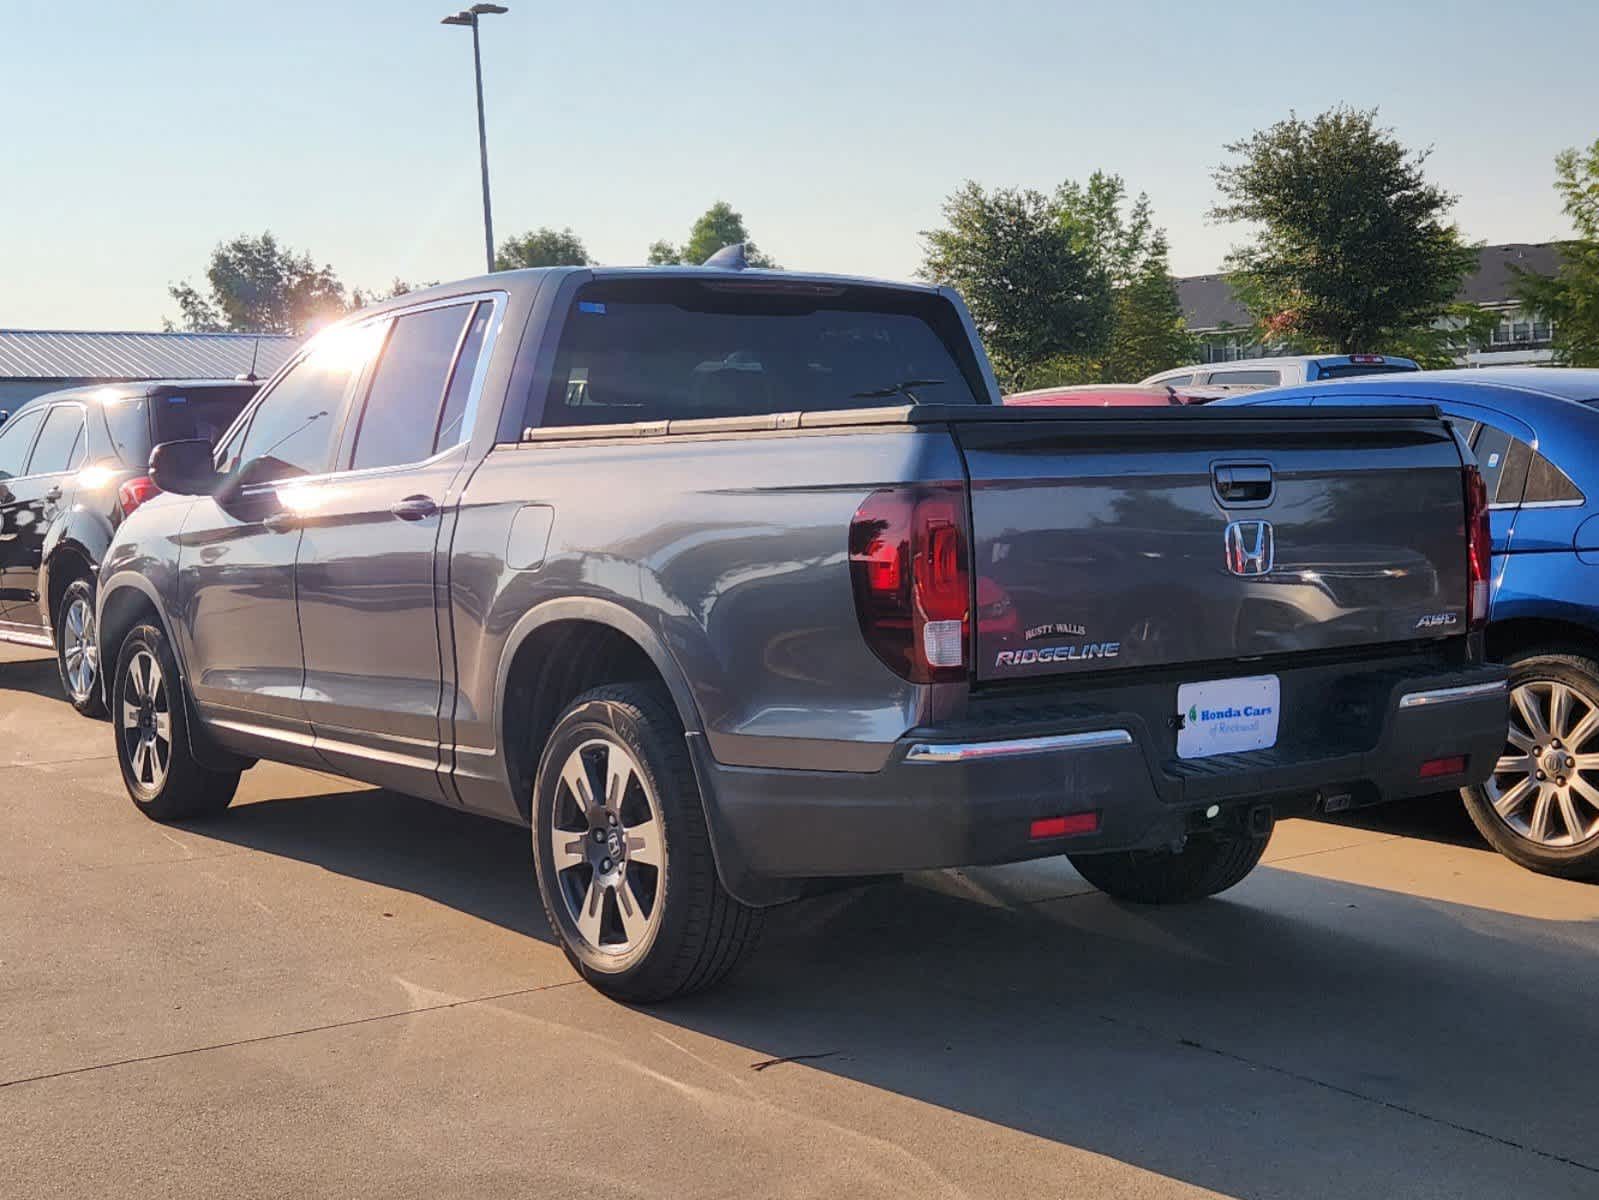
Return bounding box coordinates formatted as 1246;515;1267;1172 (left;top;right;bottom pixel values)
531;683;762;1002
1068;828;1271;904
1461;649;1599;879
55;577;105;718
113;622;239;822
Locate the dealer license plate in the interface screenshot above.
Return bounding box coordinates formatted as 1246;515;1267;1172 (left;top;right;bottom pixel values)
1176;675;1281;760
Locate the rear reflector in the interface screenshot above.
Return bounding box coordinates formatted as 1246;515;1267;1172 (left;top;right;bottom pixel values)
1419;755;1468;779
1463;464;1491;630
1030;812;1100;840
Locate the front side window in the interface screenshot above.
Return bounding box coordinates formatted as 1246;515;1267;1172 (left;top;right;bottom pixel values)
0;409;45;481
542;281;983;428
27;405;86;475
349;303;473;471
235;323;381;482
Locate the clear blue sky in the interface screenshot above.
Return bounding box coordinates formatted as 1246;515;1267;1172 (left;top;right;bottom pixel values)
3;0;1596;330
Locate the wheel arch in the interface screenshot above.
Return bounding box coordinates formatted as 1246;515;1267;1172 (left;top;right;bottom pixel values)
1487;616;1599;665
494;598;704;824
97;572;248;774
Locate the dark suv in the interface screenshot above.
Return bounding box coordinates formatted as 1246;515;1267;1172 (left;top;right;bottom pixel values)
0;381;256;713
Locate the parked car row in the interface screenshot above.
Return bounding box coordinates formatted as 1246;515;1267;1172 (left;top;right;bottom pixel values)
2;265;1543;1003
0;382;258;711
1002;355;1422;408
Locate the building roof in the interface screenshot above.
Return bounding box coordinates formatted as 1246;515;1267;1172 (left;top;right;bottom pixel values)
1175;274;1249;331
1457;243;1564;304
0;329;300;382
1178;242;1569;332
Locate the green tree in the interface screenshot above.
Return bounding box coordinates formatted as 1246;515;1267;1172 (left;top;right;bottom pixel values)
1057;172;1195;379
649;201;777;267
1056;172;1159;288
1211;107;1479;355
166;232;347;335
1516;138;1599;366
495;226;592;270
1104;261;1195;381
919;181;1111;389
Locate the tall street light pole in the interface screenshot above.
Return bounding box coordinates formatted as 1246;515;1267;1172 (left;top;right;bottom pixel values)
441;4;508;274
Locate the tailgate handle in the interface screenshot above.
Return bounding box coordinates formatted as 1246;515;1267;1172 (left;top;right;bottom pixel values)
1213;463;1274;505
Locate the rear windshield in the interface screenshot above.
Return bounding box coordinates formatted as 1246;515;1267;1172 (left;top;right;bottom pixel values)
104;388;256;466
1314;363;1419;380
540;281;985;427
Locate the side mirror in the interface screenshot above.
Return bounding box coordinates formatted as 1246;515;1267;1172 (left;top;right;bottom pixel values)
149;439;220;496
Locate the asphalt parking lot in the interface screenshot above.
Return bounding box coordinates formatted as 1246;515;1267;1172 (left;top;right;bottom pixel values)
3;642;1598;1199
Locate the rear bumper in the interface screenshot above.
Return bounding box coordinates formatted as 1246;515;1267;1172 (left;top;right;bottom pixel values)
689;661;1507;906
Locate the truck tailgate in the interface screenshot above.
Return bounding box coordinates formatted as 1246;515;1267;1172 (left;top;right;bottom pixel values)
951;408;1470;683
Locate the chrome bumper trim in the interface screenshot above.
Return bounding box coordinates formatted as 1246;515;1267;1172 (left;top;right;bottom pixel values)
1398;680;1507;710
906;729;1133;764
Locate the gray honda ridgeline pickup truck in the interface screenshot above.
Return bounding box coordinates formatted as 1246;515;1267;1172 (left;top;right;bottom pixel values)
95;262;1507;1001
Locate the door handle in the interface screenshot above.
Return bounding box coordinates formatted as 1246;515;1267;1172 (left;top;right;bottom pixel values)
262;511;300;533
390;495;439;522
1213;463;1274;506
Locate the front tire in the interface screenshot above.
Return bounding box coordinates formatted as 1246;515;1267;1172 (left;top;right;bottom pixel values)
113;622;239;822
531;684;762;1002
1461;650;1599;879
55;577;105;718
1068;828;1271;904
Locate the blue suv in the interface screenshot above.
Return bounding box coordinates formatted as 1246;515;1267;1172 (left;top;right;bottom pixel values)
1222;369;1599;878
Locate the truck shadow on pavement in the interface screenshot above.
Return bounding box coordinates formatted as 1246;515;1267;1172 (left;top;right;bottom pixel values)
189;784;1599;1198
1319;790;1491;850
0;652;68;702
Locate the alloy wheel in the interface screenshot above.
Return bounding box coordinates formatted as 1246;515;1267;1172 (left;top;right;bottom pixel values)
61;595;98;702
549;737;665;955
1484;680;1599;847
120;650;172;792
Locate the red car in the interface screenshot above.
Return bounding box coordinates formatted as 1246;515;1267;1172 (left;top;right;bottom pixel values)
1003;383;1230;407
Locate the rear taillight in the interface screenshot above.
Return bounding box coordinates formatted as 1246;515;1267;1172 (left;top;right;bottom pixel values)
118;475;160;517
1464;464;1490;630
849;484;971;683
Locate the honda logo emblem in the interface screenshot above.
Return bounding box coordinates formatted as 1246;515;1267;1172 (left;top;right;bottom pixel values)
1224;520;1274;576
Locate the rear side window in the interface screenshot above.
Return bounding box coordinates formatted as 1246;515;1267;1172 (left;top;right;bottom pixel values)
0;409;44;480
27;405;86;475
1471;423;1514;501
1471;423;1534;505
349;304;473;471
541;281;983;427
1206;369;1281;386
1524;452;1584;503
433;302;492;453
103;399;152;466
